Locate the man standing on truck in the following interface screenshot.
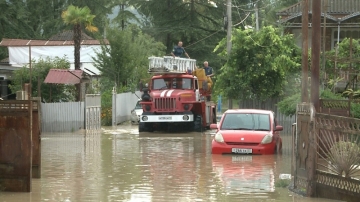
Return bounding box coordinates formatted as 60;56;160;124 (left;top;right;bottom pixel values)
203;61;214;77
171;41;190;58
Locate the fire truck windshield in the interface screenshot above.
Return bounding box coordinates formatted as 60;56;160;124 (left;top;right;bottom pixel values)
153;78;193;90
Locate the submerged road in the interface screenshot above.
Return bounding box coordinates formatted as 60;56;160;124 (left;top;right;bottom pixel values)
0;124;339;202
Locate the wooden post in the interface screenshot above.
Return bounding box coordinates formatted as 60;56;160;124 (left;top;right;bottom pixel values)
226;0;232;109
308;0;322;197
31;99;41;178
301;0;309;102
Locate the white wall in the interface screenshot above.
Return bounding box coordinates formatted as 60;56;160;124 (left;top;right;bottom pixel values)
8;45;106;75
114;91;142;124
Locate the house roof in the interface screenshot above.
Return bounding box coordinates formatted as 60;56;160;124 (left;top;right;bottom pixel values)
277;0;360;15
44;69;83;84
0;38;109;46
0;29;109;47
277;0;360;24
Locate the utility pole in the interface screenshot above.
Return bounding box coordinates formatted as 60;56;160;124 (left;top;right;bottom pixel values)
311;0;321;112
121;3;125;30
322;0;328;90
226;0;233;109
255;3;259;31
301;0;309;102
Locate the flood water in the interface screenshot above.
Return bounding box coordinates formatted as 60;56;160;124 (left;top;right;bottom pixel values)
0;124;342;202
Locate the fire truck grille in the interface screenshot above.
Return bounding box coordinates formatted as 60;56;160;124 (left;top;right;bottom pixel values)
154;98;176;111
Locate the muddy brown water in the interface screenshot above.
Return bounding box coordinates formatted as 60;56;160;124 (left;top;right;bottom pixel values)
0;124;342;202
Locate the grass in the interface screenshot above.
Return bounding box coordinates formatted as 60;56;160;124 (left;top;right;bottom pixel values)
275;179;291;188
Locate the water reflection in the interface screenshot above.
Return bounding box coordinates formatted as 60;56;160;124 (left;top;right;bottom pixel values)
212;155;276;199
0;126;343;202
213;155;276;193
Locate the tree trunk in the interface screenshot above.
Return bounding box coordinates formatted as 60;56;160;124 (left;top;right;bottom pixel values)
74;24;81;70
74;24;81;101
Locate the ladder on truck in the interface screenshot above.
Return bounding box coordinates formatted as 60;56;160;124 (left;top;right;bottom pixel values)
148;56;196;74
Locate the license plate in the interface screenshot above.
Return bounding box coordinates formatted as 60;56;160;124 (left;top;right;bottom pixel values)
231;148;252;154
158;117;172;120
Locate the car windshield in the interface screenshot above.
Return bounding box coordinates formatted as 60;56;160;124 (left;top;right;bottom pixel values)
220;113;270;131
134;101;142;109
152;78;193;90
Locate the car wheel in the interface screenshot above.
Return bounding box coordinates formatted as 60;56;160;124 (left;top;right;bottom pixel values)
212;110;217;124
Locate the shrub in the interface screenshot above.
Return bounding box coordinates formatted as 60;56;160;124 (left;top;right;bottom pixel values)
275;179;291;188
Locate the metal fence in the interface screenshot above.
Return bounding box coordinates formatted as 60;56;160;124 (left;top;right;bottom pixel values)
41;102;84;133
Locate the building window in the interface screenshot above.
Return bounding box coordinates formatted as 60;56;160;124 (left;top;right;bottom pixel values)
0;77;4;81
332;29;360;49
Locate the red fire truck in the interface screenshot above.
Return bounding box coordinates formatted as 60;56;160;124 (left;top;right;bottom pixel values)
139;56;217;132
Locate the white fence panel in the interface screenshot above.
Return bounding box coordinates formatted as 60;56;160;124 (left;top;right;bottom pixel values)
85;94;101;130
41;102;84;133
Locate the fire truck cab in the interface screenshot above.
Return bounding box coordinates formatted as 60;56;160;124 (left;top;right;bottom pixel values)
139;56;217;132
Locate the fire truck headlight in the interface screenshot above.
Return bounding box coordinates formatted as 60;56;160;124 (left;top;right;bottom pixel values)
183;104;189;110
145;105;151;111
142;116;148;121
182;115;189;121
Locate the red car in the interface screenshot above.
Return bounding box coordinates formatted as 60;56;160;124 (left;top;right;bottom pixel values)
211;109;283;155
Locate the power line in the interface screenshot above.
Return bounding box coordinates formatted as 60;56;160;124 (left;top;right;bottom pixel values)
184;29;223;49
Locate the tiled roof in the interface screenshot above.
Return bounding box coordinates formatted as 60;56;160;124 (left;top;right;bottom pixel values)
49;30;93;41
44;69;83;84
277;0;360;15
0;38;109;46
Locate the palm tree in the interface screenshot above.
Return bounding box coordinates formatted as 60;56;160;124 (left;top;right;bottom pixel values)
61;5;98;70
61;5;98;101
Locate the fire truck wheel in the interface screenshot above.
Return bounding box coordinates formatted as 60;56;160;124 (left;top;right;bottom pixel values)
212;112;217;124
193;115;203;132
139;122;154;132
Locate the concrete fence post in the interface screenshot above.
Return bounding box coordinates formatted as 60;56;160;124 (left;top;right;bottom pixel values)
112;86;116;126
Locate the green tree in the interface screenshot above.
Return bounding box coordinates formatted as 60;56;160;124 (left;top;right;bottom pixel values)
67;0;113;38
110;0;142;30
214;25;301;101
93;25;166;91
94;25;166;126
132;0;226;67
9;57;75;102
325;38;360;71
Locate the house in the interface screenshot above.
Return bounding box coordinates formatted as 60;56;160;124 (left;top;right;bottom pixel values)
0;30;109;100
276;0;360;51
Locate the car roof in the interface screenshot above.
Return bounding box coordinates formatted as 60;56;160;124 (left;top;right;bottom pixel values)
224;109;274;114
